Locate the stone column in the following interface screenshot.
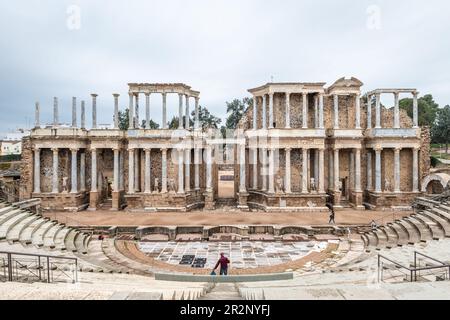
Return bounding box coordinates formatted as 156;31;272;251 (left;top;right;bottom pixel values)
161;148;168;193
394;147;401;193
314;95;318;128
413;147;419;192
113;94;120;129
185;95;190;129
80;152;86;192
119;151;124;191
262;95;267;129
239;145;247;193
285;92;291;129
144;149;151;193
35;102;40;128
302;93;308;129
252;148;258;189
135;93;140;128
333;94;339;129
318;148;325;193
33;148;40;194
91;94;98;129
185;148;191;192
375;93;381;128
349;151;355;190
145;93;150;129
128;93;134;129
329;149;334;190
195;97;200;129
285;148;291;193
367;151;372;190
91;148;98;192
162;93;167;129
314;150;319;187
394;92;400;129
268;93;274;129
302;148;309;193
374;147;382;193
319;93;324;129
206;146;213;192
113;148;120;192
134;149;140;192
81;101;86;129
178;94;183;129
178;149;184;193
367;94;372;129
53;97;59;127
268;148;275;194
128;149;134;193
355;94;361;129
334;148;340;192
194;148;200;190
252;96;257;129
413;92;419;128
70;148;78;193
72;97;77;128
261;148;267;191
355;148;361;192
52;148;59;193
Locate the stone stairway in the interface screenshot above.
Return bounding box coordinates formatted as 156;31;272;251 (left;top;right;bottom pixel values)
198;283;243;300
361;197;450;251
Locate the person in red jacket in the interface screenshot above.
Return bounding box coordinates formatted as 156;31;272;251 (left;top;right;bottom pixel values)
213;253;230;275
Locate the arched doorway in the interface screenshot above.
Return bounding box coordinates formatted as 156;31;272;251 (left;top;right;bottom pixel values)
421;173;450;195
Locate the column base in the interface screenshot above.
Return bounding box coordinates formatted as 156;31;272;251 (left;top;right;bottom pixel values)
332;191;341;206
112;191;124;211
203;191;215;210
89;191;99;211
238;192;249;211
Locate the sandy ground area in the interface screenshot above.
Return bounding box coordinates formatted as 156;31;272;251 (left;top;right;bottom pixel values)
44;209;411;227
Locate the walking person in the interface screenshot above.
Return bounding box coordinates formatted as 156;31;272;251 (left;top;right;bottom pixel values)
329;207;336;225
213;253;230;276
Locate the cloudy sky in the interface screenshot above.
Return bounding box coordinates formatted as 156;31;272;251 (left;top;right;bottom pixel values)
0;0;449;135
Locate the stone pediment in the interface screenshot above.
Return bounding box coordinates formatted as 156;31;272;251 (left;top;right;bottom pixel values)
327;77;363;94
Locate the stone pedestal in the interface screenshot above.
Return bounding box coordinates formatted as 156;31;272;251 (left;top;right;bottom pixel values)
237;192;250;211
204;191;215;210
352;191;364;210
112;191;121;211
89;191;99;211
332;191;342;208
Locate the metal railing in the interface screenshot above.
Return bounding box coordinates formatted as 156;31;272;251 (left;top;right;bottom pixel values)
378;252;450;283
0;251;78;284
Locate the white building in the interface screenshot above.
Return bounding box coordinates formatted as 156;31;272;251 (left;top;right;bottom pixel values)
0;129;30;156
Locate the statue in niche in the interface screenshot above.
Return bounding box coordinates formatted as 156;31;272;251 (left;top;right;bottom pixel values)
62;177;68;193
310;178;317;192
385;178;392;192
275;175;284;194
168;179;177;193
153;178;160;194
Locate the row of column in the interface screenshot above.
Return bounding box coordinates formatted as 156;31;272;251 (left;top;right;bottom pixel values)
329;148;362;193
33;148;87;194
250;148;325;194
367;91;419;129
253;92;325;130
127;148;203;194
128;93;200;130
367;147;419;193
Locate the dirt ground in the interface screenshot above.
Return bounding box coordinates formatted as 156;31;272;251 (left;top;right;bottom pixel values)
44;209;411;227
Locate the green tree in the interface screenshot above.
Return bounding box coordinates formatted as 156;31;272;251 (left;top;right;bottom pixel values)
190;105;222;130
432;105;450;153
168;116;180;129
140;119;160;129
225;97;253;129
399;94;439;127
118;108;129;130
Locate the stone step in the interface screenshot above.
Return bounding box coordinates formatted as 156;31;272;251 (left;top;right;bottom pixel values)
0;209;24;225
380;225;399;248
430;207;450;223
75;240;124;273
64;229;80;252
366;233;378;247
19;218;49;244
396;220;420;244
373;229;388;249
31;220;57;247
43;224;65;249
101;239;151;276
6;215;40;242
413;214;445;239
420;211;450;237
405;216;433;241
0;206;15;215
388;223;409;246
74;233;89;254
198;283;243;300
54;227;72;251
0;211;34;240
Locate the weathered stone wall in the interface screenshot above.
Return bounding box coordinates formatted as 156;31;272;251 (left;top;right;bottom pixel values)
19;137;32;200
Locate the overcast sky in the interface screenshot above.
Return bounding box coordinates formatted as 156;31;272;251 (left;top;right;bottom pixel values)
1;0;449;135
